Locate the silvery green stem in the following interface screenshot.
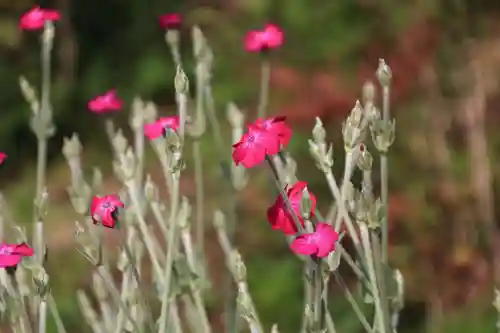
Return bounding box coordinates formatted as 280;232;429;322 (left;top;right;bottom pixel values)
371;232;391;333
177;92;187;139
96;266;142;333
333;151;355;232
380;85;390;264
38;300;47;333
193;140;205;256
204;84;238;333
8;273;32;333
257;59;271;119
158;175;181;333
33;21;54;327
77;290;104;333
265;155;304;234
180;229;212;332
126;185;163;275
312;262;323;329
333;272;374;333
359;225;387;333
324;169;365;260
150;201;169;241
48;295;67;333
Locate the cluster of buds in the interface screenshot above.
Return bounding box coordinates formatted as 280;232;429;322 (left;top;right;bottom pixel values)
309;117;333;172
342;100;365;151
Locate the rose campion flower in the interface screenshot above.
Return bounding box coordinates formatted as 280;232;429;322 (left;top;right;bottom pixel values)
144;116;180;141
254;116;292;148
90;194;124;229
88;89;123;114
267;181;316;235
20;6;60;31
159;13;181;30
244;24;284;53
0;243;34;268
0;152;7;165
290;223;339;258
232;125;280;168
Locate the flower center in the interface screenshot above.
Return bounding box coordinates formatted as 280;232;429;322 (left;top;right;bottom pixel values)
247;135;255;143
0;247;12;255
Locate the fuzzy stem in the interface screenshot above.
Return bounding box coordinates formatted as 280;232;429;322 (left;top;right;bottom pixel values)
158;175;181;333
193;139;205;255
380;85;390;264
257;59;271;119
48;295;67;333
38;300;47;333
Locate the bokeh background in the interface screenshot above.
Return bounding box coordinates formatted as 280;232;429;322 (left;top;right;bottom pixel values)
2;0;500;332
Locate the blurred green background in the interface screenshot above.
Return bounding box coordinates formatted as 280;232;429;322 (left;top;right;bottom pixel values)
2;0;500;332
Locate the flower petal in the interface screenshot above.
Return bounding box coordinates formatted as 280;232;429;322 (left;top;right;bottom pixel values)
290;235;317;256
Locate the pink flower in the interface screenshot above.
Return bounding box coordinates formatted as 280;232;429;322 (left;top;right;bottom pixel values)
20;6;60;31
144;116;180;141
0;243;34;268
88;90;123;114
159;13;181;30
232;125;280;168
267;181;316;235
254;116;292;147
0;153;7;165
244;24;284;53
290;223;339;258
90;194;124;229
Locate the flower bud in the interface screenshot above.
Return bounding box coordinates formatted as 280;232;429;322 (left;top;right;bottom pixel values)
175;65;189;95
376;59;392;87
370;118;396;154
357;144;373;171
299;187;313;220
112;129;128;155
144;174;159;202
230;250;246;282
312;117;326;144
62;133;82;160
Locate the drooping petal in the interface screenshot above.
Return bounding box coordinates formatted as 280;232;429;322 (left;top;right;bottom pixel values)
290;235;317;256
0;254;22;268
13;243;34;257
315;223;339;258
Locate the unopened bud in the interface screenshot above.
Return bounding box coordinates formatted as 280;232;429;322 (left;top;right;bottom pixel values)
376;59;392;87
175;66;189;95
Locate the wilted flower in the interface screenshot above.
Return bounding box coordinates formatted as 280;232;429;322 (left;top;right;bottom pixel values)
144;116;180;141
267;181;316;235
0;243;34;268
232;125;280;168
290;223;338;258
0;153;7;165
159;13;182;30
90;194;124;229
20;6;60;31
88;89;123;114
244;24;284;53
253;116;292;147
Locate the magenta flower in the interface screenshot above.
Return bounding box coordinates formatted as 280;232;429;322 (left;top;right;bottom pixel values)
244;24;284;53
20;6;60;31
290;223;339;258
267;181;316;235
159;13;181;30
90;194;124;229
0;152;7;165
88;90;123;114
232;125;280;168
0;243;34;268
254;116;292;148
144;116;180;141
